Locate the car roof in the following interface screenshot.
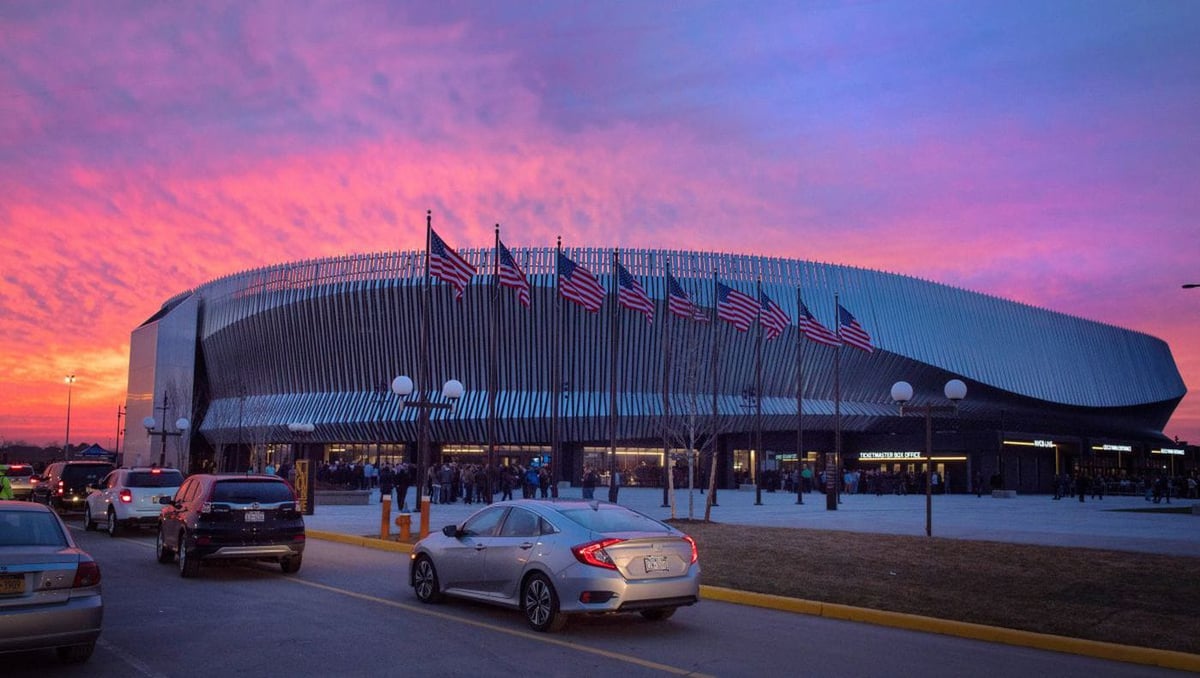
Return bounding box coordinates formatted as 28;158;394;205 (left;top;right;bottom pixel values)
0;499;54;513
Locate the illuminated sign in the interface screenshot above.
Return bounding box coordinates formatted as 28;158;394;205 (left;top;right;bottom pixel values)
1154;448;1185;456
860;452;925;460
1034;440;1055;448
1091;444;1133;452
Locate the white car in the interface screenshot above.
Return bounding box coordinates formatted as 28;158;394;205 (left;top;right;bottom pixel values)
83;467;184;537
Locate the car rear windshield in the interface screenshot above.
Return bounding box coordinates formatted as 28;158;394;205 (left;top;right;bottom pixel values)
0;510;68;547
61;464;113;484
557;506;672;534
128;470;184;487
2;466;32;477
210;480;294;504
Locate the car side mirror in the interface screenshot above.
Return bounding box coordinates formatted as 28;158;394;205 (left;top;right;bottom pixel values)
442;524;460;538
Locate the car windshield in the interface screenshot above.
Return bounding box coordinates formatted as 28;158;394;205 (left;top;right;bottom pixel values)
2;466;32;478
127;471;184;487
0;510;68;547
210;480;294;504
557;506;672;534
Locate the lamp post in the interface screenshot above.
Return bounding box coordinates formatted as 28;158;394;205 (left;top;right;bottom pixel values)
143;391;190;468
115;404;126;462
64;374;76;459
890;379;967;537
740;387;762;505
392;375;464;539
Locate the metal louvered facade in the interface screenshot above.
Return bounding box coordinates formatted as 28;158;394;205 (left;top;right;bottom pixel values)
124;247;1185;491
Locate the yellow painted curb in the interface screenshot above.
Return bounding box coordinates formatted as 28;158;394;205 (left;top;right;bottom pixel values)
307;530;412;553
307;532;1199;672
700;586;1200;673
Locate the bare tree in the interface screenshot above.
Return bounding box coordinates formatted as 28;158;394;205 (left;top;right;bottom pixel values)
662;318;729;521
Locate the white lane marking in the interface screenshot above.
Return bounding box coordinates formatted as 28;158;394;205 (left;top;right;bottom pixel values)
97;638;171;678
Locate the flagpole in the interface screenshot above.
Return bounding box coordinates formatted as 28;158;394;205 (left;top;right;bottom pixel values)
419;210;433;513
661;258;672;509
709;270;719;509
552;237;562;495
795;285;804;505
609;248;619;499
754;278;764;506
488;225;500;484
830;292;841;511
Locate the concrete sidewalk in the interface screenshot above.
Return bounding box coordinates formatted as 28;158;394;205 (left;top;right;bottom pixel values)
305;486;1200;557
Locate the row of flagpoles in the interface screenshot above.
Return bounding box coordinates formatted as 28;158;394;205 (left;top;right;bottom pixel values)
419;212;876;508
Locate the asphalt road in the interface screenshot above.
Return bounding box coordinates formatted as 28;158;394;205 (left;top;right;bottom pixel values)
3;524;1188;677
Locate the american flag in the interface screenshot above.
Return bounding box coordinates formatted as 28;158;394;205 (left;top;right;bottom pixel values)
666;272;695;320
428;229;476;300
557;252;605;312
798;302;841;347
615;262;654;324
497;240;531;308
759;292;790;341
716;281;757;331
838;304;874;352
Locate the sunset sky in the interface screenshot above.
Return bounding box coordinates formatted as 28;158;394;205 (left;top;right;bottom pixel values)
1;1;1197;450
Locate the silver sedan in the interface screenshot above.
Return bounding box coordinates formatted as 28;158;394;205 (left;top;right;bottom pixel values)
408;499;700;632
0;500;103;663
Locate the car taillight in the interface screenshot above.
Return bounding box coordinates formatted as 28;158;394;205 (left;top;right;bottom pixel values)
684;535;698;564
30;477;39;486
72;559;101;588
572;538;623;570
55;480;64;496
119;489;133;503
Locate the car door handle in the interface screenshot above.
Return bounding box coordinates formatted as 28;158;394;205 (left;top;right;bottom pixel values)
519;542;534;550
474;544;487;551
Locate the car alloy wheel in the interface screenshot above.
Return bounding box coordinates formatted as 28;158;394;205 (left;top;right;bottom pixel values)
412;556;443;603
522;572;566;632
178;533;199;578
155;527;175;564
83;506;96;531
106;509;121;537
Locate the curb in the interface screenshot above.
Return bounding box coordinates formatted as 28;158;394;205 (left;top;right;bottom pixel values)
307;531;1200;673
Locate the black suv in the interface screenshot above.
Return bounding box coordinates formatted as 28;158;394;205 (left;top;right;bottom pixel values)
155;474;306;578
32;461;115;512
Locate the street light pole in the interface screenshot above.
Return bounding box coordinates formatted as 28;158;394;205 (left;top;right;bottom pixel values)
143;391;190;468
64;374;76;459
891;379;967;537
392;375;464;539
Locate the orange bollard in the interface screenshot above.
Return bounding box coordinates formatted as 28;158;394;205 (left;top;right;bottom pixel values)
419;495;431;539
380;496;392;539
394;513;412;541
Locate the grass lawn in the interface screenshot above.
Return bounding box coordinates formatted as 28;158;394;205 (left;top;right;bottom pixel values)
669;520;1200;656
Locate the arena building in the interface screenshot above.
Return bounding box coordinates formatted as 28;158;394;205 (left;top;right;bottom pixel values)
123;245;1187;497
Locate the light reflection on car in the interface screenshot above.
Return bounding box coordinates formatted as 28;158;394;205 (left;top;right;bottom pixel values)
0;500;103;663
408;499;700;632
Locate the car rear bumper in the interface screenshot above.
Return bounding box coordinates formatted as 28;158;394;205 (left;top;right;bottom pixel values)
192;540;305;561
0;594;103;652
554;563;701;614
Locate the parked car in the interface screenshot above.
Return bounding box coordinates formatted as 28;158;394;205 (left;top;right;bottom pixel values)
1;464;36;500
31;461;114;513
155;474;306;578
0;500;103;663
409;499;700;632
84;467;185;537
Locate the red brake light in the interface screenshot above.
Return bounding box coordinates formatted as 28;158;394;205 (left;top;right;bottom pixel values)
684;535;698;564
72;559;101;588
572;538;623;570
55;480;64;496
150;468;162;475
119;489;133;503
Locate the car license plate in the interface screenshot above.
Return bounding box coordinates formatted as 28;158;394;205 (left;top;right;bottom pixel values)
643;555;669;573
244;510;265;522
0;575;25;595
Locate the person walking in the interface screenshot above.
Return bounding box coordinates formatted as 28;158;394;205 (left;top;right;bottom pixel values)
608;468;622;503
0;467;13;500
582;465;598;500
